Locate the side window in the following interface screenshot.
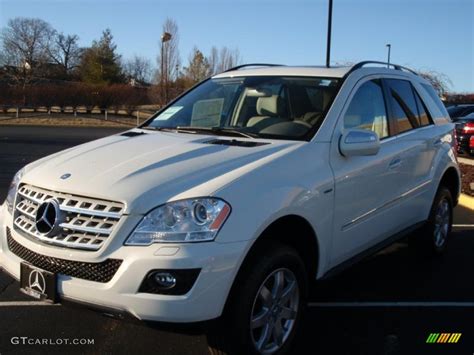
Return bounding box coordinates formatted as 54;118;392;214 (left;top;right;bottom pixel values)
413;89;432;126
343;80;389;139
421;83;449;117
386;79;420;133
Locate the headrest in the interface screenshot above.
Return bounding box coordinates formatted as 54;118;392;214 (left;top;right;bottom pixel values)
256;95;279;116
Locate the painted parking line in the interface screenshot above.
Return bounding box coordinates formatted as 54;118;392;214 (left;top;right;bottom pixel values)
307;302;474;308
453;224;474;228
0;301;59;307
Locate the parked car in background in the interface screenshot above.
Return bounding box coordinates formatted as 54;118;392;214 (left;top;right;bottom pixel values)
453;111;474;156
0;61;460;355
447;104;474;119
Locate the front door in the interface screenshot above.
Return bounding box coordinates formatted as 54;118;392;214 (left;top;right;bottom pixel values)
329;78;405;267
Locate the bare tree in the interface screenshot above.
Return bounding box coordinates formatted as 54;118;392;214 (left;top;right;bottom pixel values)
47;32;81;76
123;55;152;84
0;17;55;86
218;47;241;73
207;46;219;76
156;18;181;103
207;46;242;75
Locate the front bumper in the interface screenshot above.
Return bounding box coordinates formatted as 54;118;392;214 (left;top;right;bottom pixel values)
0;204;248;323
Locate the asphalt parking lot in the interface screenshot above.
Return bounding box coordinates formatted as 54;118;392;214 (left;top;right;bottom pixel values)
0;125;473;355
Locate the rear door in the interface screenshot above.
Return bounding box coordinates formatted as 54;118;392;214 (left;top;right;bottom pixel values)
383;79;438;226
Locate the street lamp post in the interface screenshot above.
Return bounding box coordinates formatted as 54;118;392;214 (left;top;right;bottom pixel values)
326;0;333;68
161;32;172;105
386;43;391;67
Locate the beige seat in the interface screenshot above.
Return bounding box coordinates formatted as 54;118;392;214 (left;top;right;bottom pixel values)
246;96;288;130
372;115;388;138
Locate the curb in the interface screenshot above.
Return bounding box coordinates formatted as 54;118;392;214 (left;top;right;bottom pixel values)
458;157;474;166
459;194;474;211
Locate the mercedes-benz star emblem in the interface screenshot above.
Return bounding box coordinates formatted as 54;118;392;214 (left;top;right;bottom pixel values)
35;199;62;236
28;269;46;294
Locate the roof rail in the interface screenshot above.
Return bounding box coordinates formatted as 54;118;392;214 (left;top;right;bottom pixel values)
223;63;284;73
348;61;418;76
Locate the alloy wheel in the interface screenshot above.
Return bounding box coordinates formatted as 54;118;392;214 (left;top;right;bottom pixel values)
250;268;299;354
434;198;450;248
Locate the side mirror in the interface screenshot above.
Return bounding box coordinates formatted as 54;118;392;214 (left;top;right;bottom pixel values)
339;129;380;157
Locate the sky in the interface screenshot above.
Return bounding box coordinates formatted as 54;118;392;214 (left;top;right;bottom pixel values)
0;0;473;92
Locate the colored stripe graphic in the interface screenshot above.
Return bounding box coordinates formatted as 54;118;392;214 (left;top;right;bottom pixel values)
426;333;439;343
449;333;462;343
438;333;449;343
426;333;461;343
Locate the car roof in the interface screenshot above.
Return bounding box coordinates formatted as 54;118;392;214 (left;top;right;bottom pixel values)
212;62;420;81
213;66;352;79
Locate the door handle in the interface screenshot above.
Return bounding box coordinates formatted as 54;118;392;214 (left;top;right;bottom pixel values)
389;157;402;169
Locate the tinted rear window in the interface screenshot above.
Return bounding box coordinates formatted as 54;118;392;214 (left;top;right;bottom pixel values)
386;79;420;133
413;89;432;126
421;83;449;117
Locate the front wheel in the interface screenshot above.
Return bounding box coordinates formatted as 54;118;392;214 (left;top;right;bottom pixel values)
207;243;307;355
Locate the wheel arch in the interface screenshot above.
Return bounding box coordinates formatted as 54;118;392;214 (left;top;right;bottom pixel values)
250;215;320;281
439;166;461;205
222;214;320;317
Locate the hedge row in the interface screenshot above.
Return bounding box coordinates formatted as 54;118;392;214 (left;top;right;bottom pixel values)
0;84;151;114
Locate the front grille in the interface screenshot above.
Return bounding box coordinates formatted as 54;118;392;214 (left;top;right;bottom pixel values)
6;228;122;283
13;184;125;251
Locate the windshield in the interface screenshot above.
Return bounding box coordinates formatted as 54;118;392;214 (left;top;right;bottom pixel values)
144;76;340;140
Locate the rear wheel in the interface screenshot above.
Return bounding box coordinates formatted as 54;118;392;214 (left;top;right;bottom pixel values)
422;186;453;254
207;242;307;355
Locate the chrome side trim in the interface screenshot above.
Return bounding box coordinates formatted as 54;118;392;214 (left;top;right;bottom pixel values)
342;180;431;230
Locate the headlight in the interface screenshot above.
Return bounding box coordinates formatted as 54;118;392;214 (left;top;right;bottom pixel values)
5;168;25;214
125;198;231;245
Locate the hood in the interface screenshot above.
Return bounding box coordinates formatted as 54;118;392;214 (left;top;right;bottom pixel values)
22;130;302;214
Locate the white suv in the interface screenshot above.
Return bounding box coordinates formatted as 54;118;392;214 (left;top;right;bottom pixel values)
0;62;460;355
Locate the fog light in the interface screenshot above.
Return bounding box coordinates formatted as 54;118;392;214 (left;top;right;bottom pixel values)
139;269;201;295
153;272;177;289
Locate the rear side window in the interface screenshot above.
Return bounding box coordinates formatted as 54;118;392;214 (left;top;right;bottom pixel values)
413;90;432;126
386;79;420;133
421;83;449;117
343;79;389;139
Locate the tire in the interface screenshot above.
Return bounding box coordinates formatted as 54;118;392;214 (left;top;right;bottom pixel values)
207;242;307;355
420;186;453;255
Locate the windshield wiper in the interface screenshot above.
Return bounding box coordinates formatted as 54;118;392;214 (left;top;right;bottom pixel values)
142;125;259;139
141;126;177;132
176;126;258;139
